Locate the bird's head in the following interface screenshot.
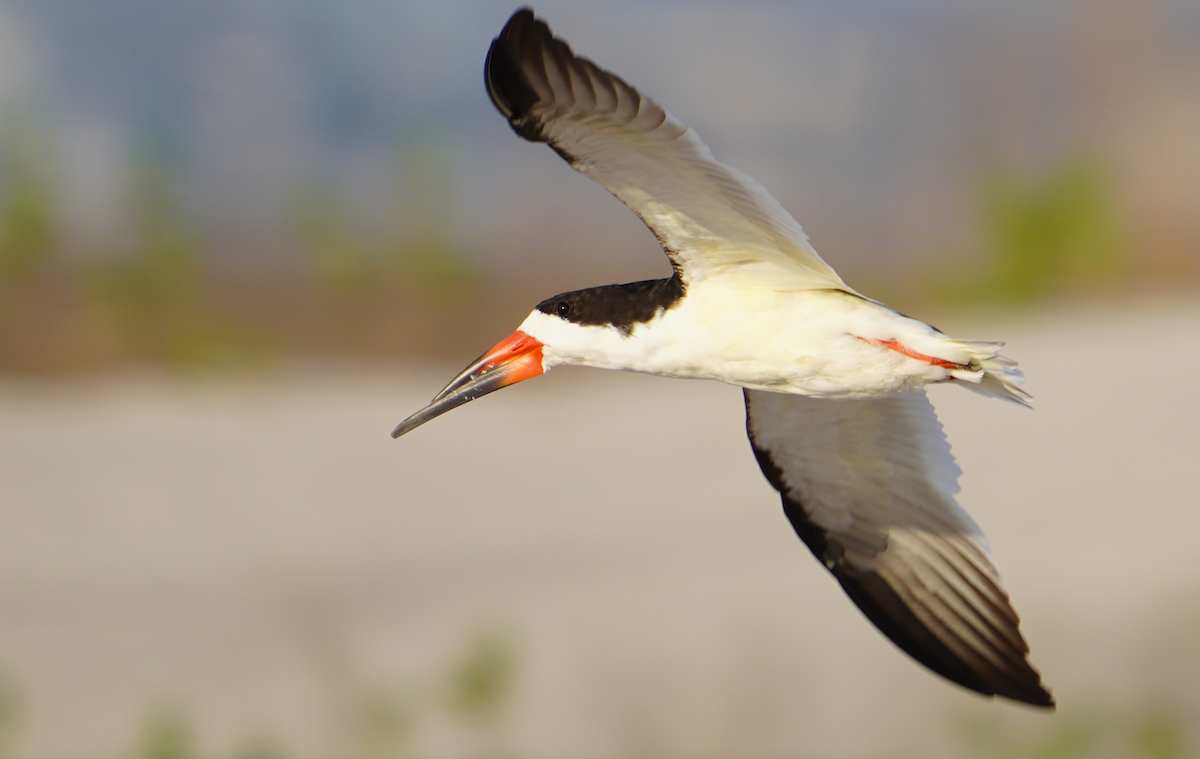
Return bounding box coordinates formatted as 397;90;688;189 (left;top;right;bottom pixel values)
391;277;684;438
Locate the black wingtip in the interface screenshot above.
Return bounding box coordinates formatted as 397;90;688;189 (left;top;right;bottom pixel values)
836;570;1054;708
485;8;550;140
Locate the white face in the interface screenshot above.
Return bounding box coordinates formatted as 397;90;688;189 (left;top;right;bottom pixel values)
517;309;645;372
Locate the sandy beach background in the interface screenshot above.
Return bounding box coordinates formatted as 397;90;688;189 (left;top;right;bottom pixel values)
2;296;1198;759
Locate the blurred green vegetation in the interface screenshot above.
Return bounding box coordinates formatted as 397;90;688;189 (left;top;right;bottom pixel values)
445;628;518;722
0;117;1145;375
361;627;518;759
88;148;264;369
114;629;518;759
0;123;486;374
391;139;479;297
291;136;480;300
0;112;57;277
137;705;194;759
931;156;1128;307
292;179;379;295
364;686;418;759
956;702;1192;759
981;157;1127;300
0;670;20;759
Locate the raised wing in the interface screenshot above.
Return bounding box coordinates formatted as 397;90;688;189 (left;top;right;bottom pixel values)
744;389;1053;707
485;8;850;291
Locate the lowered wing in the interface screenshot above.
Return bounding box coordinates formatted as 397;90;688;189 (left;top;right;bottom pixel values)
485;8;850;292
744;388;1053;707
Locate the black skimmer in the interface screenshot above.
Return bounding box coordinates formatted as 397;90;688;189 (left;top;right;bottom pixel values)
393;8;1053;708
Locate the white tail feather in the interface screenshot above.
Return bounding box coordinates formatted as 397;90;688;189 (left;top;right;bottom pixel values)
948;340;1032;407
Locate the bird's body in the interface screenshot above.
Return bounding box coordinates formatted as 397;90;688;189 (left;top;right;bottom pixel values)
521;284;1015;399
393;7;1053;708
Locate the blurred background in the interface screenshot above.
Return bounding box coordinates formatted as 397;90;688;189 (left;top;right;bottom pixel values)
0;0;1198;757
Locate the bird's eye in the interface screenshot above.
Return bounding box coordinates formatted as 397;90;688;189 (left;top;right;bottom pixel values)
556;301;571;317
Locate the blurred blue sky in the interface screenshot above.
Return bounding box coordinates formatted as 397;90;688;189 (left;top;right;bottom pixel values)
0;0;1196;285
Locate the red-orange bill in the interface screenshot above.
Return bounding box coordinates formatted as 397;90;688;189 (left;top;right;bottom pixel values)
391;331;544;438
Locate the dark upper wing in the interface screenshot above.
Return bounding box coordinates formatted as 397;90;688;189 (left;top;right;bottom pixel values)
484;8;850;292
744;389;1053;707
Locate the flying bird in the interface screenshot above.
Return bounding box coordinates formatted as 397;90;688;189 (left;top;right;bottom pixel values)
393;7;1053;707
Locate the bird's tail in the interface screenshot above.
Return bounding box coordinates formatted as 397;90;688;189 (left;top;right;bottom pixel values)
945;340;1032;407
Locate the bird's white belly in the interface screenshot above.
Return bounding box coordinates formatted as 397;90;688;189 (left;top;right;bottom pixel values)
611;288;955;399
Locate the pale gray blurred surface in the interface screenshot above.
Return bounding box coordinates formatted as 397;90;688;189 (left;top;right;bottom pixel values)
1;297;1198;758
